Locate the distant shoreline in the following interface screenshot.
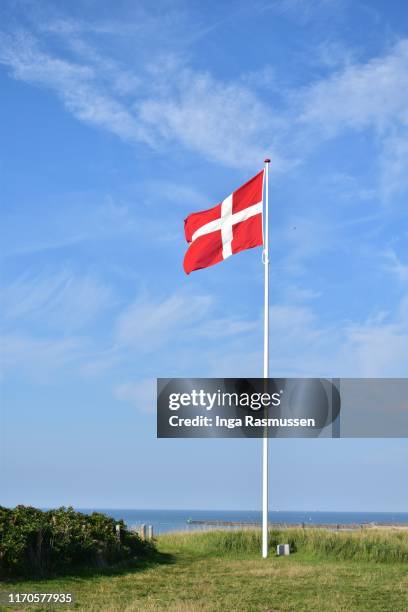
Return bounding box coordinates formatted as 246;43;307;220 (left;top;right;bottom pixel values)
184;519;408;530
72;508;408;535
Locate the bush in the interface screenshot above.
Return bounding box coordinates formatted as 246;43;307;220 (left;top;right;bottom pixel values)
0;506;155;578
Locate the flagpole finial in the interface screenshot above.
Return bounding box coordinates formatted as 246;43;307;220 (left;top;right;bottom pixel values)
264;158;271;163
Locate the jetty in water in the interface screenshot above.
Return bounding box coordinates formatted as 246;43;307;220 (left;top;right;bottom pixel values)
186;519;408;530
187;519;260;527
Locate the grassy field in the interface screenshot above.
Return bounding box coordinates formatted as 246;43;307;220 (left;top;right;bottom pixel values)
1;529;408;611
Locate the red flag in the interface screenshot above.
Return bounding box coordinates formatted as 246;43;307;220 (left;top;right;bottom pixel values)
183;170;264;274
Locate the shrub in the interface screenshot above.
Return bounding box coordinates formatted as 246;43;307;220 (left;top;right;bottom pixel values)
0;506;155;578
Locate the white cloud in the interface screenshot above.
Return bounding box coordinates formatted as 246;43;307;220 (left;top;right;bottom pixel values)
1;190;182;258
205;294;408;380
342;299;408;377
268;304;333;376
257;0;342;23
114;291;213;350
0;32;150;145
2;9;408;392
382;249;408;283
3;273;408;386
195;316;258;338
281;284;321;302
295;39;408;199
39;17;142;37
1;270;114;330
113;288;265;354
2;15;408;187
0;269;116;382
240;65;276;91
298;39;408;134
314;39;357;70
138;68;287;170
0;333;87;382
0;26;287;170
266;297;408;378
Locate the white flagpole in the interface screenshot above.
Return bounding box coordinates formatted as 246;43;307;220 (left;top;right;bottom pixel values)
262;158;270;558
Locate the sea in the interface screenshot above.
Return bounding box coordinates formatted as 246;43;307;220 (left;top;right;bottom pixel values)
77;509;408;534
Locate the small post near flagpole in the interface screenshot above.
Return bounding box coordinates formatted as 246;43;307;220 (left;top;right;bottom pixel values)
262;158;270;558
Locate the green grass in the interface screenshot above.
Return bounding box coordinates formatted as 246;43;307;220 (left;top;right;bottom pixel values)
176;527;408;562
1;529;408;611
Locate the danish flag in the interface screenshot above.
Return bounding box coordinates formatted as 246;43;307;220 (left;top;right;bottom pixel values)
183;170;264;274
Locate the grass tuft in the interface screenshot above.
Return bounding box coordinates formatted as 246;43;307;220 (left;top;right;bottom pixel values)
159;527;408;562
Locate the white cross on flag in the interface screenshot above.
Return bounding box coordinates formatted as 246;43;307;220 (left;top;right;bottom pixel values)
183;170;264;274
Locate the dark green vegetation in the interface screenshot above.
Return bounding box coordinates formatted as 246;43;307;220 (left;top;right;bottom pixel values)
0;506;155;578
1;527;408;610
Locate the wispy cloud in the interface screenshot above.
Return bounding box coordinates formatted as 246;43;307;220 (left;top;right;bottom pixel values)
266;297;408;378
298;39;408;134
135;294;408;384
1;269;115;330
256;0;342;23
1;190;184;258
0;268;116;382
2;4;408;391
382;249;408;283
343;296;408;377
1;333;87;382
137;67;287;169
0;25;286;170
0;31;150;144
3;0;329;173
267;303;332;376
296;39;408;199
114;291;213;350
2;10;408;188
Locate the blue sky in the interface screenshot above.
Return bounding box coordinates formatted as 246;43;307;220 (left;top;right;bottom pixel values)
1;0;408;511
